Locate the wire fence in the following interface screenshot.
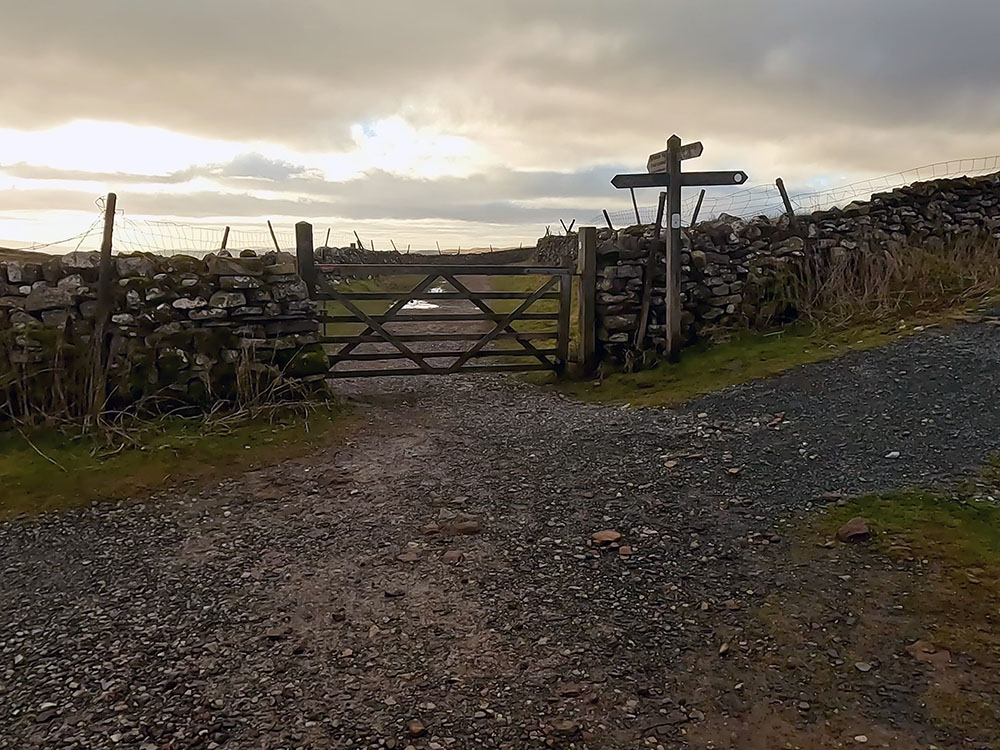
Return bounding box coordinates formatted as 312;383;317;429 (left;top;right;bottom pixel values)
7;155;1000;256
591;155;1000;229
5;206;439;258
113;218;296;257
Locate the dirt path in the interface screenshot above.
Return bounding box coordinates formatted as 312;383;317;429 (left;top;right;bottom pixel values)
2;321;999;749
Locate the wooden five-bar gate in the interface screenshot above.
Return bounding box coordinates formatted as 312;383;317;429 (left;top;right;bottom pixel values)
295;222;597;378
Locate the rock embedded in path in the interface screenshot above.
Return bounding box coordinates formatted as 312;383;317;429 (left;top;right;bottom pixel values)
406;719;427;737
837;517;871;542
553;720;580;736
445;519;481;535
591;529;622;545
905;639;951;668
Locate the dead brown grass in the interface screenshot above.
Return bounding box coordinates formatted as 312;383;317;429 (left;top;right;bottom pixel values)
746;234;1000;329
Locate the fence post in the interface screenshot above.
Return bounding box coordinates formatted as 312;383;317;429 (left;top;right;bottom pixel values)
776;178;795;218
267;220;282;253
575;226;597;374
220;226;230;251
295;221;317;298
90;192;116;424
690;189;706;226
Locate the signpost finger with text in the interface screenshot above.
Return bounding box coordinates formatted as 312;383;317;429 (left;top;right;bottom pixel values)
612;135;747;360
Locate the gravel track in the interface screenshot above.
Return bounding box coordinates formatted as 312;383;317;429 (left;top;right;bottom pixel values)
2;321;999;749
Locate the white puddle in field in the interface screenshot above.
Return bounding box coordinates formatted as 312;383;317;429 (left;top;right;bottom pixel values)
401;286;446;311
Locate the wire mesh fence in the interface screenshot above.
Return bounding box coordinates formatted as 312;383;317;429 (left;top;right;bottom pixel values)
113;218;296;257
7;155;1000;256
590;155;1000;228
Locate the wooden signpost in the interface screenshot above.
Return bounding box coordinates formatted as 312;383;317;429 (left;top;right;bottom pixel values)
612;135;747;360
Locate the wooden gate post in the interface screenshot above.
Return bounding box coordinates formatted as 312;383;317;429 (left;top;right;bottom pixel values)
295;221;317;298
575;226;597;374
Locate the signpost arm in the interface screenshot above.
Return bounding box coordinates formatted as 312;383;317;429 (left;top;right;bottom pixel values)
664;135;683;361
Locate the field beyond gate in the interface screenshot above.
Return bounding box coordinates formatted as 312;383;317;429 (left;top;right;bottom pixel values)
313;264;572;377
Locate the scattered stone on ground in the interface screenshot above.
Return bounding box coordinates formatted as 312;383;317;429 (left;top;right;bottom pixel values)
1;321;999;748
836;516;872;542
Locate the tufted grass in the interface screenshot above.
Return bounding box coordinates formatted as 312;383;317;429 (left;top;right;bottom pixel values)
0;405;350;520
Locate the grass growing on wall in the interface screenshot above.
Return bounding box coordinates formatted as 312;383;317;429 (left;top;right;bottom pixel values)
746;237;1000;330
0;405;350;519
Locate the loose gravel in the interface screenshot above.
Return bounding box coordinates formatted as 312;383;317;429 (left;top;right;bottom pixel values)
2;321;998;749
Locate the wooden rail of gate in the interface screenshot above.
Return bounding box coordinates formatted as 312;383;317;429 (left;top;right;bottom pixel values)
312;263;572;377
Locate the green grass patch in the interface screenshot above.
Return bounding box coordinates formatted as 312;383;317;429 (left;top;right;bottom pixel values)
0;405;350;520
320;274;426;337
825;486;1000;571
544;321;906;407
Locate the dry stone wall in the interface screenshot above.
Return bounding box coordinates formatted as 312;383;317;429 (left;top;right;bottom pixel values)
0;249;326;412
594;172;1000;358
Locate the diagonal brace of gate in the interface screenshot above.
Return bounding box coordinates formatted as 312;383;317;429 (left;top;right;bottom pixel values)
318;275;439;373
447;276;559;373
440;274;556;368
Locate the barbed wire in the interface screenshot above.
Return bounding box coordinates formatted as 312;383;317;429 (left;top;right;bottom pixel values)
590;155;1000;228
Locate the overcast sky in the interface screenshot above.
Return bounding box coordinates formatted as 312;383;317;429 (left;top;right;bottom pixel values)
2;0;1000;252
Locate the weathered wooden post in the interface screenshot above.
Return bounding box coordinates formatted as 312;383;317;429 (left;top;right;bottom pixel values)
267;220;282;253
611;136;747;361
295;221;317;299
635;191;668;351
690;189;706;226
776;177;795;218
664;135;683;360
90;192;116;423
575;226;597;374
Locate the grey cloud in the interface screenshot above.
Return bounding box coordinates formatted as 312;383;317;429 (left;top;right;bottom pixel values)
2;153;317;185
1;161;630;214
4;0;1000;238
212;153;313;181
2;0;1000;167
0;184;595;226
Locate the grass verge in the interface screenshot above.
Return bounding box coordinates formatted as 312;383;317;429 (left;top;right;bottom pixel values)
0;405;350;520
824;486;1000;575
544;296;996;408
541;319;906;407
817;464;1000;681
